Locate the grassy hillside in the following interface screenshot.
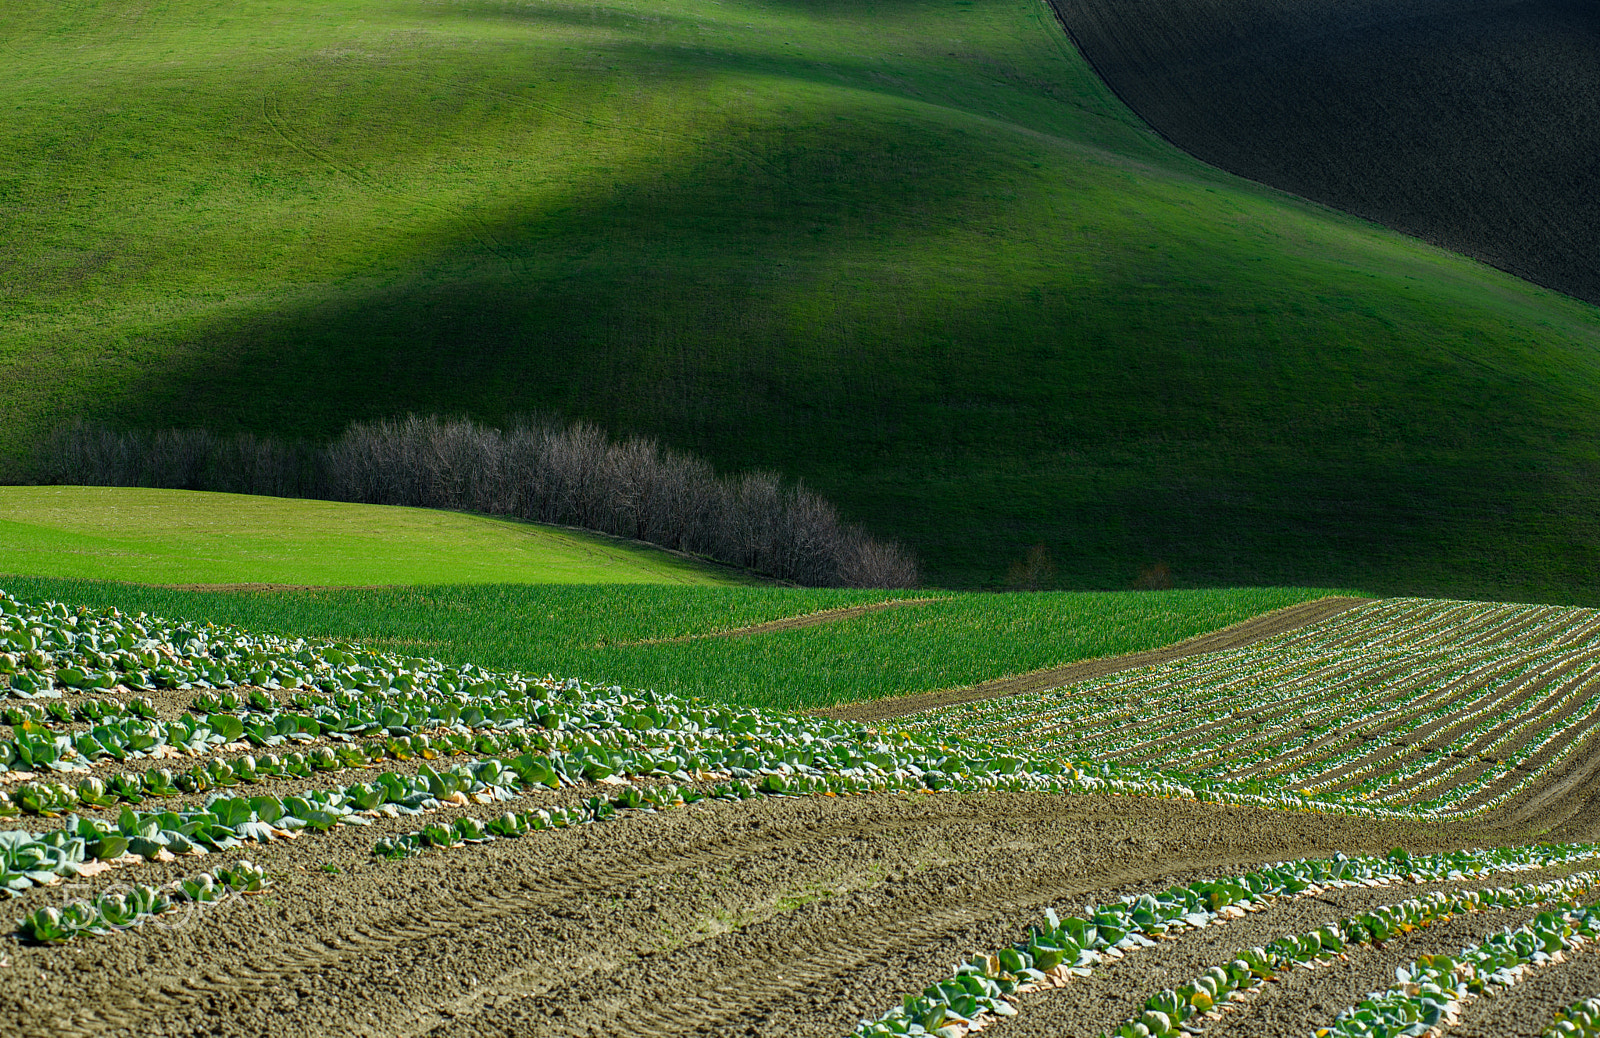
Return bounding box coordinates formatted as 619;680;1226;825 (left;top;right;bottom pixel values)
5;0;1600;598
0;577;1339;709
0;486;752;586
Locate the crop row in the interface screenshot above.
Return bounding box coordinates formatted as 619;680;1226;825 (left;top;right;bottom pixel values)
17;860;269;943
1319;898;1600;1036
899;599;1600;815
1548;995;1600;1036
1110;871;1598;1037
0;590;542;701
849;844;1600;1037
370;772;854;861
0;591;1467;832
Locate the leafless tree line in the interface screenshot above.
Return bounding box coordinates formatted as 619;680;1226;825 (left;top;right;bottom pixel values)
32;417;920;588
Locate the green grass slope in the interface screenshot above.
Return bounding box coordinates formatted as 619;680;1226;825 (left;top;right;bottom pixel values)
4;0;1600;599
0;486;751;587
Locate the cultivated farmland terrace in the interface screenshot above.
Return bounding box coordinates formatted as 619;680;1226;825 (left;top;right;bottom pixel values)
10;589;1600;1035
1052;0;1600;305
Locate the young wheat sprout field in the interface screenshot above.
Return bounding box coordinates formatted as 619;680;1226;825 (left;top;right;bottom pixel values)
4;587;1600;1037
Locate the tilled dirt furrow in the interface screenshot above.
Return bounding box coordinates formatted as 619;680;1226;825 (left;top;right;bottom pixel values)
1452;936;1600;1037
1391;684;1600;813
0;791;1490;1038
1146;659;1463;775
1341;654;1600;788
1446;710;1600;824
1101;609;1560;777
1097;658;1412;765
954;652;1354;747
1386;660;1600;803
1273;654;1563;794
1128;603;1600;780
443;866;1588;1038
433;893;1005;1038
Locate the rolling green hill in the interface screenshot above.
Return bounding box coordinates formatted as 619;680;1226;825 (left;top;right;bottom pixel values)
5;0;1600;598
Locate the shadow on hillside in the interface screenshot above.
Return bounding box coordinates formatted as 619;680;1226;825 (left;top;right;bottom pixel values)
49;6;1600;603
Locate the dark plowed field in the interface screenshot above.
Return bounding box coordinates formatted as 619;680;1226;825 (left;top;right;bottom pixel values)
1050;0;1600;303
2;788;1589;1038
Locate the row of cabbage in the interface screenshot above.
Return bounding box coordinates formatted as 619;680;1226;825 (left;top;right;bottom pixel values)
897;599;1600;816
17;860;269;943
1111;871;1597;1037
0;591;536;700
0;591;1475;849
1549;996;1600;1037
849;844;1600;1037
1318;898;1600;1037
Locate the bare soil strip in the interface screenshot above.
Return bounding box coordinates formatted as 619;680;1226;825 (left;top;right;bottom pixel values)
823;596;1370;723
620;596;940;645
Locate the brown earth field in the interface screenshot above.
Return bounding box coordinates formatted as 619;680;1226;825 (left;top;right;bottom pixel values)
8;774;1600;1038
1049;0;1600;305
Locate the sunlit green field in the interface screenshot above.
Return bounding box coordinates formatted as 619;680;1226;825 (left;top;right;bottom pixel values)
6;0;1600;598
0;486;750;587
0;574;1340;709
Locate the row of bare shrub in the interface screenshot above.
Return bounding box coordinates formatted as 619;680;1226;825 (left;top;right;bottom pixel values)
32;417;920;588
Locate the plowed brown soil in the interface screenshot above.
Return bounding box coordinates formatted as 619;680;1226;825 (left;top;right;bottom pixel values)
4;780;1593;1038
1048;0;1600;305
824;595;1368;722
20;594;1600;1037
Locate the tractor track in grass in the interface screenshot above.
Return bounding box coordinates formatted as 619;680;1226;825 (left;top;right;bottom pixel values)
0;789;1516;1038
823;596;1370;723
621;596;940;646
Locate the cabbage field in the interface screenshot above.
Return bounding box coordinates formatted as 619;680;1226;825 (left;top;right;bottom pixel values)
4;589;1600;1037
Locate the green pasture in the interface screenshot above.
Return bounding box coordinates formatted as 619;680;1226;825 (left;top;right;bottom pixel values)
0;577;1339;709
5;0;1600;599
0;486;749;587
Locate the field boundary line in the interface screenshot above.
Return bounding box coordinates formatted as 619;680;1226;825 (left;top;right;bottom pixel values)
618;597;942;645
820;595;1373;723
